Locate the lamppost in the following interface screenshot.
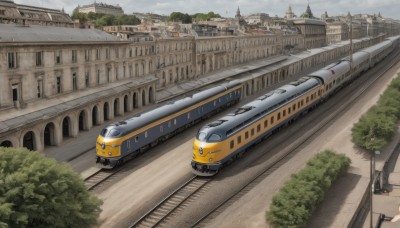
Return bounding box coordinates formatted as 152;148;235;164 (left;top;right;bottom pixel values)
370;150;381;228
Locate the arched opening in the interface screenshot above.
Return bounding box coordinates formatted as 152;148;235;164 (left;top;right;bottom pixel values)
114;98;120;117
44;122;56;147
149;87;154;104
92;106;99;126
104;102;110;121
23;131;35;151
0;140;12;148
142;90;146;106
133;93;137;109
79;111;86;131
124;95;128;113
62;116;71;138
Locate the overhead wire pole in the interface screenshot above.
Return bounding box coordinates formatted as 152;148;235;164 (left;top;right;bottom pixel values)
349;13;353;70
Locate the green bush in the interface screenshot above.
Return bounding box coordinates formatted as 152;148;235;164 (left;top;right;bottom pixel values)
266;151;351;228
0;147;102;228
351;75;400;151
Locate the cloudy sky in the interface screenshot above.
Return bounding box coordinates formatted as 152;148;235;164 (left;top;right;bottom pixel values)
14;0;400;19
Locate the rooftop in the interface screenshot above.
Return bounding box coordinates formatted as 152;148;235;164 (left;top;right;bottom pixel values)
0;24;121;43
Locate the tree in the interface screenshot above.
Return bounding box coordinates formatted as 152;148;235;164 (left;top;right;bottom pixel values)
0;147;102;227
168;12;192;24
71;7;88;23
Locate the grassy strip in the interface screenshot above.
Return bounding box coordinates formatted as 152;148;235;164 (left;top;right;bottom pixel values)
266;150;351;228
351;74;400;151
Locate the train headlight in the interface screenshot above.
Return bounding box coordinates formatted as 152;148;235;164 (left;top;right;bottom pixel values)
199;147;203;155
108;152;112;156
209;158;213;162
101;143;106;149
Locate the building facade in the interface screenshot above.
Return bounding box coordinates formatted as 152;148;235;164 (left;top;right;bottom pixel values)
292;19;326;49
0;0;72;27
326;21;349;44
78;2;124;16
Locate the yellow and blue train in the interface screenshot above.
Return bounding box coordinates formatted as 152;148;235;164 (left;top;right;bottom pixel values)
191;35;400;176
96;80;242;167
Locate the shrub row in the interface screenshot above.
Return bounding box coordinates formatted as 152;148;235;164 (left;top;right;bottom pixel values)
266;150;351;228
352;74;400;151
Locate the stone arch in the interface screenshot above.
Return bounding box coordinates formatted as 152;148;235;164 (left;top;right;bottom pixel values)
148;87;154;104
104;102;110;121
0;140;13;148
23;131;36;151
78;110;88;131
114;98;120;117
246;83;251;96
124;95;129;113
62;116;72;138
142;90;146;106
44;122;56;147
92;105;99;126
133;92;138;109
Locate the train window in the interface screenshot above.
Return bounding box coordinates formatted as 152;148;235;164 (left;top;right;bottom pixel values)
264;120;268;128
288;108;291;114
145;131;148;138
127;141;131;148
135;136;139;142
187;113;191;119
257;125;261;133
271;116;274;124
100;128;108;137
219;98;222;103
168;121;171;128
214;101;217;107
198;132;207;141
174;119;177;125
230;92;232;98
283;110;286;117
108;129;121;137
277;113;281;120
230;140;234;149
160;126;163;132
245;131;249;139
208;134;221;142
198;107;202;114
237;136;242;144
251;129;255;136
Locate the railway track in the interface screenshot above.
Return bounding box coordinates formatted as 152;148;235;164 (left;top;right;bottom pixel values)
130;176;211;228
189;48;400;227
84;166;124;191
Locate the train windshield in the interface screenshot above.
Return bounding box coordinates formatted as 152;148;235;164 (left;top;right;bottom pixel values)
208;134;221;142
197;132;207;141
100;128;108;137
108;129;121;138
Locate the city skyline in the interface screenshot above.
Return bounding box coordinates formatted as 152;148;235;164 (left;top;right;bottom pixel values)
13;0;400;20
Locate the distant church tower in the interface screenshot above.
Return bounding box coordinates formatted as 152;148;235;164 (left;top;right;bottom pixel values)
303;4;314;18
286;5;294;19
235;6;241;18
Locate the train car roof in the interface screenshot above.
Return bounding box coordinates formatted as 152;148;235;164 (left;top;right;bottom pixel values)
200;77;321;136
106;80;241;136
360;40;392;55
341;51;370;66
308;61;351;83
